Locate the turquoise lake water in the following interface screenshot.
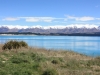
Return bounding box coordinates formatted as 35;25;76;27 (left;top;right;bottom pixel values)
0;35;100;57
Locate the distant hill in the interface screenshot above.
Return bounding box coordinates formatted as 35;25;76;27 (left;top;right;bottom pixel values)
0;26;100;35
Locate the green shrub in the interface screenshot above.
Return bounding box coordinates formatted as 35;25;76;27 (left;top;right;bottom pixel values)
42;69;58;75
31;53;46;62
19;41;28;48
2;40;28;50
13;41;21;49
51;59;59;64
10;57;29;64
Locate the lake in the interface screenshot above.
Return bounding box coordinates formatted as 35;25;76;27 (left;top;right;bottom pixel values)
0;35;100;57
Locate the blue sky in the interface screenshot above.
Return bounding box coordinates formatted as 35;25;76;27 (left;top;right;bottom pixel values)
0;0;100;28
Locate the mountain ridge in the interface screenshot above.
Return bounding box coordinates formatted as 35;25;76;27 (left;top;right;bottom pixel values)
0;25;100;34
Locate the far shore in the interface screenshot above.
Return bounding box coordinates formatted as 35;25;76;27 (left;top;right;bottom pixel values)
0;32;100;36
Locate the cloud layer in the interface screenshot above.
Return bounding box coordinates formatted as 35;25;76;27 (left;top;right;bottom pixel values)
2;17;19;21
2;15;100;23
65;15;95;21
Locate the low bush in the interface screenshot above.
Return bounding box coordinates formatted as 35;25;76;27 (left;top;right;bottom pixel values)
51;59;59;64
42;69;58;75
2;40;28;50
19;41;28;48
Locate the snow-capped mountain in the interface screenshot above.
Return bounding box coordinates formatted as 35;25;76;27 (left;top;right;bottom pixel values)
0;25;99;29
0;25;100;33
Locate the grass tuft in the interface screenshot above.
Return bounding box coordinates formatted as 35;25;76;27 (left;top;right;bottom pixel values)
42;69;58;75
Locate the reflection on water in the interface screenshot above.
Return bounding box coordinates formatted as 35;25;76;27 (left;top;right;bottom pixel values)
0;35;100;57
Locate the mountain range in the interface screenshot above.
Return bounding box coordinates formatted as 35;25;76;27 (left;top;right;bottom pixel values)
0;26;100;34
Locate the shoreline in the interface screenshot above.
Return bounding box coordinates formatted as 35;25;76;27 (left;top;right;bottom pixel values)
0;46;100;75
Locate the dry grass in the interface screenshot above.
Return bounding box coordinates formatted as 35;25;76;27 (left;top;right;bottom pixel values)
0;44;100;75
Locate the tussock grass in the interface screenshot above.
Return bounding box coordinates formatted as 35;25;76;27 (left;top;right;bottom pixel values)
0;42;100;75
2;40;28;50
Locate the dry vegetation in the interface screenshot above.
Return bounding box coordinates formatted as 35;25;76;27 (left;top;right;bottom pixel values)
0;41;100;75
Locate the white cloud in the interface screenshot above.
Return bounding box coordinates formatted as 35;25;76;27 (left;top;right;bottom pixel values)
25;18;40;22
19;17;55;22
65;15;95;21
2;17;19;21
2;16;100;23
77;17;94;21
2;17;57;22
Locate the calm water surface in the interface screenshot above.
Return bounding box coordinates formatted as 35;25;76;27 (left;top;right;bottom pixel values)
0;35;100;57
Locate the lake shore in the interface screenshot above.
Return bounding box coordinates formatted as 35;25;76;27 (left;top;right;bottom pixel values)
0;35;100;57
0;46;100;75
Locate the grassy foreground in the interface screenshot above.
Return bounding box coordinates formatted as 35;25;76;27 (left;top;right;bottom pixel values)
0;46;100;75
